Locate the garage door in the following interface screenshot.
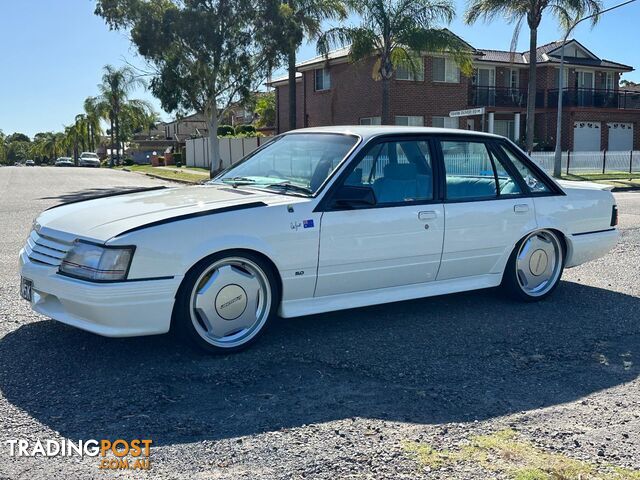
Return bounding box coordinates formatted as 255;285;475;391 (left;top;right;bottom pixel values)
608;122;633;151
573;122;601;151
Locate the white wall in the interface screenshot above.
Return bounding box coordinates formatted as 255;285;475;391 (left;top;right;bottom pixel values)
186;136;271;169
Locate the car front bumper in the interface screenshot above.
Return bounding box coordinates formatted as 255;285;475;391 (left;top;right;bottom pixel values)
19;249;182;337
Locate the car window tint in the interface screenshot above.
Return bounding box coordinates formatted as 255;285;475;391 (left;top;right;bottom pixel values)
499;144;551;193
344;140;433;204
441;140;498;200
492;155;523;196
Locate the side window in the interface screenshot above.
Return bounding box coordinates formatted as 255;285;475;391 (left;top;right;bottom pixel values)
499;144;551;193
441;140;522;200
344;140;433;204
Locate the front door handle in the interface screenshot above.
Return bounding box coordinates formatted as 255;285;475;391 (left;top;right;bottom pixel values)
418;210;438;221
514;204;529;214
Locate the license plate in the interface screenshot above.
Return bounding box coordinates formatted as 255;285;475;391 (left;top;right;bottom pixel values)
20;277;33;302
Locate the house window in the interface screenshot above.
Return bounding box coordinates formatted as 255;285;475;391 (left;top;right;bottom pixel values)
433;57;460;83
553;67;569;89
432;116;459;129
396;58;424;81
314;68;331;91
605;72;614;91
360;117;381;125
509;69;519;90
395;116;424;127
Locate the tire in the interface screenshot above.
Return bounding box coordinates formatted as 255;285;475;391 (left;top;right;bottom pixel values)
173;251;280;354
502;229;565;302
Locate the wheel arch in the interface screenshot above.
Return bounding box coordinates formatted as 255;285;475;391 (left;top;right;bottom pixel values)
174;247;283;300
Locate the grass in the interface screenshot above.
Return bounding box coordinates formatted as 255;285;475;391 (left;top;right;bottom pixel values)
117;164;208;184
405;429;640;480
561;172;640;189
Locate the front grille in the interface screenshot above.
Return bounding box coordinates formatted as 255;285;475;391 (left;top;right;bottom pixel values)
25;230;73;267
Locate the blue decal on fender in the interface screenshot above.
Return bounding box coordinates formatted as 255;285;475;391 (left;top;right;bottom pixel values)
303;219;314;229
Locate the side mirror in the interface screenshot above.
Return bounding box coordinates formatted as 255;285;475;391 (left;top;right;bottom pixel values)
331;185;376;209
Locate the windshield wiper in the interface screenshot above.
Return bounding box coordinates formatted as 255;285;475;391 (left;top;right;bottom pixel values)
263;182;313;196
220;177;257;187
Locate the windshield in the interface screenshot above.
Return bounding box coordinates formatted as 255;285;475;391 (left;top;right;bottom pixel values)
213;133;358;195
81;153;99;159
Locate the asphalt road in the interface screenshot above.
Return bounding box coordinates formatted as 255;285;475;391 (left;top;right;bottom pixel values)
0;166;639;479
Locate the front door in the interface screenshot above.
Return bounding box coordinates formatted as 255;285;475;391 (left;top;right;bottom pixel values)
315;138;444;297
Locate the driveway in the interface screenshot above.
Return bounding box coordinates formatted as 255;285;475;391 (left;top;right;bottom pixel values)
1;166;639;479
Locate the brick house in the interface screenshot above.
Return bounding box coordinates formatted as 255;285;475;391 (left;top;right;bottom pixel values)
270;38;640;151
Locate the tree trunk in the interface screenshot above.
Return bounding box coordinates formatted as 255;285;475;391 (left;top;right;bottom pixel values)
288;47;297;131
381;77;391;125
208;112;222;178
525;27;538;153
115;110;121;164
109;115;115;167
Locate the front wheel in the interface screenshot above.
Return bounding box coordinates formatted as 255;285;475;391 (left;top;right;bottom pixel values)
502;230;565;301
173;252;279;353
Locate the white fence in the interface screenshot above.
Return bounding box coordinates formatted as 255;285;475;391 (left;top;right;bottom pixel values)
530;151;640;175
186;136;272;170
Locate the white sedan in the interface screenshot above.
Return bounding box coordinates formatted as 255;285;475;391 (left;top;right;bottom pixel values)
19;127;619;353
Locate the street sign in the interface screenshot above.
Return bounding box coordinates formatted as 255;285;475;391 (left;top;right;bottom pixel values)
449;107;485;118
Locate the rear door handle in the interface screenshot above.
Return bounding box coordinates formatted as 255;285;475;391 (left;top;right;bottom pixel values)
418;210;438;221
514;204;529;214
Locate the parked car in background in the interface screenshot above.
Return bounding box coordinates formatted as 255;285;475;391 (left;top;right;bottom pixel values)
78;152;101;168
20;127;619;354
54;157;74;167
25;160;35;166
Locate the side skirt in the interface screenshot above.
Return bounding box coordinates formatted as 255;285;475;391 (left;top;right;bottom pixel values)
279;273;503;318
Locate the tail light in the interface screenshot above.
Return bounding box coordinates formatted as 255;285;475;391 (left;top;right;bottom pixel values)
611;205;618;227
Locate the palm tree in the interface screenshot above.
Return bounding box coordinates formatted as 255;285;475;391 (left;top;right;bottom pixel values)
95;65;145;165
63;124;82;165
83;97;103;152
464;0;602;152
317;0;473;125
42;132;66;163
74;114;90;153
280;0;348;129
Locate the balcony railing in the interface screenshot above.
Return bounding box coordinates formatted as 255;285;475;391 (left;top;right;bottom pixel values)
469;86;529;108
547;88;640;109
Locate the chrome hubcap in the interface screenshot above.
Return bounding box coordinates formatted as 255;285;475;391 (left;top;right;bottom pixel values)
190;257;271;348
516;230;562;297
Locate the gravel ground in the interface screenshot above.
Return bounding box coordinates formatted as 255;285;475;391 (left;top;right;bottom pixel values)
0;166;638;479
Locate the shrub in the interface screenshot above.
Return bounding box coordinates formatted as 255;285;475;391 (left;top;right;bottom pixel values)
173;152;183;167
123;157;135;166
235;124;256;136
217;124;234;136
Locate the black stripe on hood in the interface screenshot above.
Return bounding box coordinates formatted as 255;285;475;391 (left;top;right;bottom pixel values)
45;186;168;211
113;201;267;237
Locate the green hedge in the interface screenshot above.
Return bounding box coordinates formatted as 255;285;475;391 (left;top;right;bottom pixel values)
235;124;256;135
217;125;234;136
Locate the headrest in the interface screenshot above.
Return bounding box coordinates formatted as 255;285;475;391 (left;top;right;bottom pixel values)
383;163;417;180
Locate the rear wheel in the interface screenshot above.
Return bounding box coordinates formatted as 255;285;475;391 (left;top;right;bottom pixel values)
502;229;564;301
174;252;279;353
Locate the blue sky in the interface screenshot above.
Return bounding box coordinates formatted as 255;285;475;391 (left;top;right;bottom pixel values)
1;0;638;137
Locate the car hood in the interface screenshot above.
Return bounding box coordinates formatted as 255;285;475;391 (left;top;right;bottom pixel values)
36;185;304;242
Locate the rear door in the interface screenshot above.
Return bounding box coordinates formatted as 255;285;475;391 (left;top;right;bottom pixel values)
315;137;445;297
436;137;537;281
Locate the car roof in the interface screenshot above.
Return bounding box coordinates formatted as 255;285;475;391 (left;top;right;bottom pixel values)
285;125;504;141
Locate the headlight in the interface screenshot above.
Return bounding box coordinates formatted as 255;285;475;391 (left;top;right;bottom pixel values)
59;240;134;281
